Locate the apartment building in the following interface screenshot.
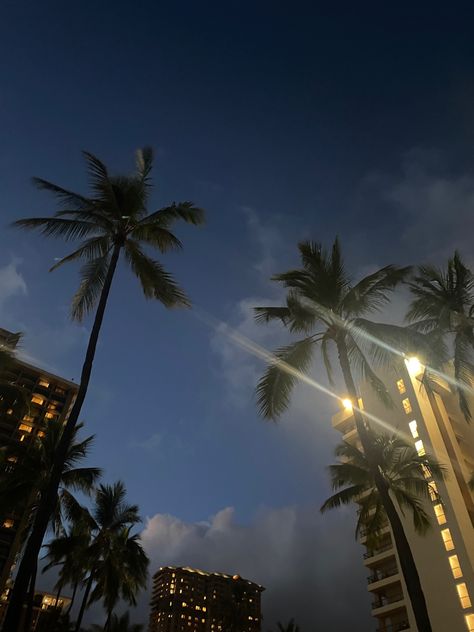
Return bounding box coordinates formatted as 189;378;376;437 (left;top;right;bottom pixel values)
148;566;264;632
332;357;474;632
0;328;77;594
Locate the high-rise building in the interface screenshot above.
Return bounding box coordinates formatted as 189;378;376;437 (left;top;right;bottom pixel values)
0;328;78;594
332;358;474;632
148;566;264;632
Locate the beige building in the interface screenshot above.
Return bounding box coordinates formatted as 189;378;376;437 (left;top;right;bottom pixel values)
148;566;264;632
332;357;474;632
0;328;77;594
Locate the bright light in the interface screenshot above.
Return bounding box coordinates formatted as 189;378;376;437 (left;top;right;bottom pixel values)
342;398;353;411
406;356;422;376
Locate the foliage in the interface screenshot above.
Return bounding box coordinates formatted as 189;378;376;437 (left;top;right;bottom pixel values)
275;619;300;632
87;611;144;632
321;433;444;545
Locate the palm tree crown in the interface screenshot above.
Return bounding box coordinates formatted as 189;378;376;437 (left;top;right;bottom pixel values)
275;619;300;632
88;612;143;632
255;238;411;418
407;251;474;420
321;433;444;543
14;147;205;320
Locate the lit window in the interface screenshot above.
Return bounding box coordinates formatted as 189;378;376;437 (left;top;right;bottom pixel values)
38;379;50;388
415;439;425;456
397;379;406;394
441;528;455;551
2;519;14;529
31;395;44;406
428;482;439;501
402;398;412;414
45;412;55;419
18;424;32;433
457;583;472;609
465;614;474;632
449;555;463;579
37;431;45;438
19;434;26;442
23;415;34;423
408;420;419;438
421;465;431;479
433;504;446;525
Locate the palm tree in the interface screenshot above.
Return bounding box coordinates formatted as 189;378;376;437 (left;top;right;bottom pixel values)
406;251;474;421
321;433;444;544
88;612;143;632
5;147;204;629
255;239;433;631
275;620;300;632
74;481;148;632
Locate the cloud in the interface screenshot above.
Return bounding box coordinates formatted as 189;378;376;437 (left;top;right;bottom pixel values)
0;260;27;315
131;431;163;451
137;504;372;631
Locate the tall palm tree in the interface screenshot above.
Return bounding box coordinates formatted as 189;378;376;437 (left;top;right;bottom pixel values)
255;239;433;631
73;481;148;632
88;612;143;632
5;147;204;629
407;251;474;421
321;433;444;544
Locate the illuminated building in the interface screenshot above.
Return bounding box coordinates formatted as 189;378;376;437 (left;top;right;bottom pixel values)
148;566;264;632
0;328;77;594
332;359;474;632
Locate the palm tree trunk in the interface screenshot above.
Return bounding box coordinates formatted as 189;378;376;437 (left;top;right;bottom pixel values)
4;242;122;632
66;579;79;616
74;573;94;632
103;610;112;631
337;338;432;632
54;581;63;608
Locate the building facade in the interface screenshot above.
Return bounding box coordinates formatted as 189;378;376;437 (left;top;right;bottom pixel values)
148;566;264;632
332;358;474;632
0;328;78;594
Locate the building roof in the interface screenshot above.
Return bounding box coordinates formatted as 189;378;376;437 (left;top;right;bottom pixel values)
153;566;264;590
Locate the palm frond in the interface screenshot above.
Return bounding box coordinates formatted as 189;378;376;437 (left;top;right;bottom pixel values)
31;178;91;210
142;202;205;227
124;240;190;307
129;223;183;252
49;235;111;271
256;337;315;419
254;306;291;326
13;217;98;241
346;337;393;408
320;484;368;513
71;254;110;321
342;265;412;317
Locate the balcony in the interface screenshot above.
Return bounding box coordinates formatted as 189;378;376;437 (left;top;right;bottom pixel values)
367;567;399;585
363;542;394;560
376;622;410;632
371;593;406;615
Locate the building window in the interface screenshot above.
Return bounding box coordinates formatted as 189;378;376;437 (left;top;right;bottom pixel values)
2;519;14;529
402;398;412;414
465;614;474;632
408;420;419;438
449;555;463;579
433;504;447;525
441;528;455;551
396;379;406;394
31;395;45;406
415;439;426;456
38;379;50;388
428;482;439;501
457;583;472;609
18;424;32;433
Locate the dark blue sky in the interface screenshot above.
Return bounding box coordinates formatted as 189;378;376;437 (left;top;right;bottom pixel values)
1;2;474;628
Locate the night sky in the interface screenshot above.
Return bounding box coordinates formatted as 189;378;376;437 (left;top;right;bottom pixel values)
1;2;474;629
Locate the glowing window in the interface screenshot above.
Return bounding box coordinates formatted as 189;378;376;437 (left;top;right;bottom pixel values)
402;398;412;414
415;440;425;456
2;519;14;529
433;504;446;525
45;412;55;419
37;431;45;438
421;464;431;479
457;583;472;609
23;415;34;423
465;614;474;632
408;420;419;438
31;395;44;405
18;424;32;433
38;379;50;388
19;434;26;442
441;528;455;551
397;379;406;394
428;482;438;501
449;555;463;579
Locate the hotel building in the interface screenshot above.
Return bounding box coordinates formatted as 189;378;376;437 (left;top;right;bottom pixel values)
0;328;77;594
148;566;264;632
332;358;474;632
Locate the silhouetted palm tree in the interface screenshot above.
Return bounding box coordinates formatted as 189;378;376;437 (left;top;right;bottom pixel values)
407;251;474;420
321;433;444;544
74;482;148;632
275;619;300;632
88;612;143;632
255;239;433;631
5;147;204;629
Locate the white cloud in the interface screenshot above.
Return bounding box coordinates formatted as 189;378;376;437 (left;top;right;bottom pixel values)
138;504;372;630
131;431;163;451
0;260;27;315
